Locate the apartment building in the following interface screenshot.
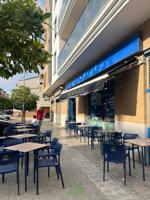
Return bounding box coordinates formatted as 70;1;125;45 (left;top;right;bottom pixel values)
44;0;150;137
17;76;50;113
0;88;9;98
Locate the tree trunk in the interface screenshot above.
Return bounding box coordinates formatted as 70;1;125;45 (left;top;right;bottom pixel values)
22;111;26;125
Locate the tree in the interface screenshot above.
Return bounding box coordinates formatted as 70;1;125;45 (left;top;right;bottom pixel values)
11;85;39;124
0;0;51;78
0;96;13;111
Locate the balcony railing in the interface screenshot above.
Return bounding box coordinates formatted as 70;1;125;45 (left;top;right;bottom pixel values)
58;0;71;30
58;0;109;71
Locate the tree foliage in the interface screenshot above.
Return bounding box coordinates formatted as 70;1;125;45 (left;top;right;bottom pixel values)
0;0;51;78
11;85;39;111
0;96;13;110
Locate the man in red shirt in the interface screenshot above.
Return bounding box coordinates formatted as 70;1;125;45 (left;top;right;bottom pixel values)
36;107;44;129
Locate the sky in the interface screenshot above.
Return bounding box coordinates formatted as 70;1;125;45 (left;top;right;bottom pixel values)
0;0;45;94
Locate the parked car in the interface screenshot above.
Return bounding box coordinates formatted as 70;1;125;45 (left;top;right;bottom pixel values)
0;114;12;121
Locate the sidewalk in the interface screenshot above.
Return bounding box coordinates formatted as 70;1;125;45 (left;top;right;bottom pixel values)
1;121;150;199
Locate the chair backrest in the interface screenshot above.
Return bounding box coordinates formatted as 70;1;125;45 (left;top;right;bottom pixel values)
31;125;39;134
45;130;52;138
66;120;69;125
123;133;138;140
110;132;122;141
53;143;62;155
51;138;58;146
3;124;15;136
102;143;126;163
0;151;19;165
3;138;23;147
76;123;81;126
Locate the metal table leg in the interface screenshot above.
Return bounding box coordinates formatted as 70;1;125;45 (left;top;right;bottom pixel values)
144;147;147;165
141;146;145;181
25;152;29;191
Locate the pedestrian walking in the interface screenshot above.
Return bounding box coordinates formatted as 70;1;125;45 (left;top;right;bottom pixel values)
36;107;44;130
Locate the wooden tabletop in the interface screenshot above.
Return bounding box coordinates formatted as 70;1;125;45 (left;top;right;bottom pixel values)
8;133;37;139
94;130;115;133
5;142;47;153
125;138;150;147
15;128;34;132
78;125;96;128
14;125;31;129
0;136;7;139
67;121;76;124
0;120;12;123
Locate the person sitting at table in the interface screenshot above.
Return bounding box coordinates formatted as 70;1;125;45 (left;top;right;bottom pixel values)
31;115;38;125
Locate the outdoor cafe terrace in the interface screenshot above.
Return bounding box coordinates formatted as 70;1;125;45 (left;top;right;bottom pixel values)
0;121;150;200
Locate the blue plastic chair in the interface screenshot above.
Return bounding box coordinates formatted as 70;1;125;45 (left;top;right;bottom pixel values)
34;138;59;183
65;120;70;132
3;138;23;147
30;125;40;135
38;138;59;156
68;123;76;137
44;130;52;144
110;132;123;144
0;151;20;195
90;127;103;149
35;130;52;144
3;139;24;169
102;143;131;185
35;143;65;194
123;133;141;168
3;124;17;136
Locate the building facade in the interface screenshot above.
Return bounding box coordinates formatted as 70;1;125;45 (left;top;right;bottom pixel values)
17;76;50;113
0;88;9;98
44;0;150;137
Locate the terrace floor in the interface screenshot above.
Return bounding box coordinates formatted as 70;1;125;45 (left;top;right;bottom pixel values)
1;121;150;200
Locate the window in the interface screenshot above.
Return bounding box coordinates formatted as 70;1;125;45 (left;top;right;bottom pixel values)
88;80;115;122
53;52;57;75
53;17;57;41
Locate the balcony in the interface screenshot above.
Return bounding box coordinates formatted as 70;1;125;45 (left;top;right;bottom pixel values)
58;0;109;71
58;0;71;29
58;0;89;40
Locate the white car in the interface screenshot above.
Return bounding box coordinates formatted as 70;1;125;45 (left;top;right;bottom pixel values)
0;114;12;121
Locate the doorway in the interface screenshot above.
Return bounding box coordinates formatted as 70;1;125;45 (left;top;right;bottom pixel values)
68;98;76;121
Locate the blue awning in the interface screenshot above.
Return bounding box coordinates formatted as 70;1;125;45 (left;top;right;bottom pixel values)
66;33;142;90
145;89;150;93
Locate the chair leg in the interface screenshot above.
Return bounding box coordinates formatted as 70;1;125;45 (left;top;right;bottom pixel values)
80;131;82;142
103;158;105;181
48;167;50;178
58;165;65;189
84;135;86;143
123;161;126;186
128;153;131;176
36;168;39;195
55;166;59;179
21;157;24;169
2;174;5;183
88;135;89;145
107;161;109;172
137;147;141;163
17;170;20;195
132;146;135;168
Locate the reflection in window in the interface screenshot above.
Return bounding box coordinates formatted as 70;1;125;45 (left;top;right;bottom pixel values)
88;80;115;122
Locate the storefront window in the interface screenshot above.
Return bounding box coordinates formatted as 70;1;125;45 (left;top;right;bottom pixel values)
88;79;115;122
